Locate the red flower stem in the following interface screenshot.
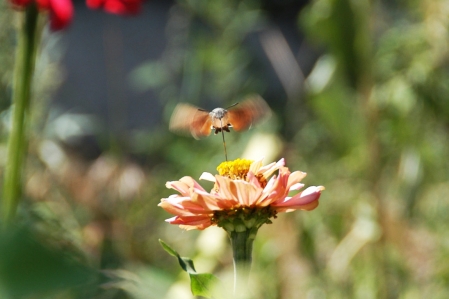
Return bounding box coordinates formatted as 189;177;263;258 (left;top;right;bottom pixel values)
230;230;256;297
2;4;39;226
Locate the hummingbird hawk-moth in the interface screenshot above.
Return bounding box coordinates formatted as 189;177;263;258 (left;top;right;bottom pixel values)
169;95;271;161
169;95;271;139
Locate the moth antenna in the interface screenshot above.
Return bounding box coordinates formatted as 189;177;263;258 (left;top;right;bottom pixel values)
226;102;239;109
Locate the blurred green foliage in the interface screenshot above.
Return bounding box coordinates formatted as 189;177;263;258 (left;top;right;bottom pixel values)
1;0;449;298
0;5;15;114
0;226;98;298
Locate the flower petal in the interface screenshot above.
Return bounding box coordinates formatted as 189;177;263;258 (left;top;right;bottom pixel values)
260;167;290;205
191;191;221;210
180;176;207;192
48;0;74;31
159;198;200;216
257;158;285;179
166;176;207;196
215;175;263;207
234;180;262;206
166;215;212;230
166;181;188;196
104;0;141;15
271;186;323;212
248;158;264;174
287;171;307;189
289;183;305;191
199;172;216;182
247;171;261;188
214;176;241;207
87;0;141;15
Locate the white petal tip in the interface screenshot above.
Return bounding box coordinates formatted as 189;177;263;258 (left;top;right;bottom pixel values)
199;172;216;182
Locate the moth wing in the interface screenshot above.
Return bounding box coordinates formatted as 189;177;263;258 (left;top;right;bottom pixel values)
169;103;212;139
227;95;271;131
190;111;212;139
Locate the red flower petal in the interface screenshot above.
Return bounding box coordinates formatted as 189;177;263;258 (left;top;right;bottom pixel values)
85;0;103;9
87;0;141;15
48;0;74;30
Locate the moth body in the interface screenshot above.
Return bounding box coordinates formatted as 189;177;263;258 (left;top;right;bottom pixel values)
209;108;231;134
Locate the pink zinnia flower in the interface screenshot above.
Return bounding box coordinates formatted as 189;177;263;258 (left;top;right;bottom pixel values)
159;158;324;231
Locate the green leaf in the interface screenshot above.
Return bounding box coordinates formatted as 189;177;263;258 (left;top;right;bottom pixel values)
190;273;221;298
179;256;197;274
158;239;179;257
158;239;196;273
159;239;224;299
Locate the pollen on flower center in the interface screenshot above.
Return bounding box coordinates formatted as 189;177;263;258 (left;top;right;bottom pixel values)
217;158;253;180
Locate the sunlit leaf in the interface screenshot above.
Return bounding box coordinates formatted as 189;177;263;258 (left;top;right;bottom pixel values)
190;273;221;298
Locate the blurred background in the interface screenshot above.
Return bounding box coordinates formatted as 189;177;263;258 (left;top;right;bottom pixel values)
1;0;449;298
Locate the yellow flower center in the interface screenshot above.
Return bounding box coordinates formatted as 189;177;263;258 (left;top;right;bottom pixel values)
217;158;253;180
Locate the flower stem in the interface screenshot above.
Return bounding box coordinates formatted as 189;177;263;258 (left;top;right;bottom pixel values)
230;229;256;297
2;4;39;226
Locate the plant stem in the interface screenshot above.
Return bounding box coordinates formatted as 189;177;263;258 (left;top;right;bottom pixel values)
230;230;256;297
2;4;39;226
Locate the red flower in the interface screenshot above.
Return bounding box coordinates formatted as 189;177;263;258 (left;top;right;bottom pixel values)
37;0;74;30
86;0;141;15
9;0;73;31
